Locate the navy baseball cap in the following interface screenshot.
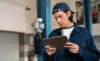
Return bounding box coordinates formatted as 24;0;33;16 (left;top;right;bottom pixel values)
52;2;74;14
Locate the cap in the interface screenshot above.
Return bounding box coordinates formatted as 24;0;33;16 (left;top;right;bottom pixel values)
52;2;74;14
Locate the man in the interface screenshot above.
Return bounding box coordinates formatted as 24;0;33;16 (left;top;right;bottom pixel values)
44;2;100;61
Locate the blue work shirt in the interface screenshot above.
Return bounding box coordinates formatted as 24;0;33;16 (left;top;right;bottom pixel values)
44;23;100;61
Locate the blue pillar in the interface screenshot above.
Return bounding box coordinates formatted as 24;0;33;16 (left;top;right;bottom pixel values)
37;0;51;38
83;0;93;34
36;0;51;61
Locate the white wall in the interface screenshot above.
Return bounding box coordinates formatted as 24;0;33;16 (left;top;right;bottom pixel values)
0;0;37;61
0;32;19;61
0;0;36;34
93;24;100;35
25;0;37;34
0;0;26;33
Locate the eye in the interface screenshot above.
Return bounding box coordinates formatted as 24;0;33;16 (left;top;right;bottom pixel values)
58;15;62;18
54;17;57;20
54;14;63;20
58;14;64;19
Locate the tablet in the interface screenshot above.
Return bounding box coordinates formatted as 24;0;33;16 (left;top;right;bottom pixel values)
43;36;68;50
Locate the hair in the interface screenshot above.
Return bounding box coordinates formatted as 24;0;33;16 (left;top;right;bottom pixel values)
63;10;74;22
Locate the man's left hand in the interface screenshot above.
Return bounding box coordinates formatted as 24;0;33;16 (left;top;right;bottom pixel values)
63;42;79;54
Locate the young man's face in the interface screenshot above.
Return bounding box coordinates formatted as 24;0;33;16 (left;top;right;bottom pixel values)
53;11;71;28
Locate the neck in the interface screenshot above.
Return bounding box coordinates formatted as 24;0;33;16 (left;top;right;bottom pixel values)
66;21;74;28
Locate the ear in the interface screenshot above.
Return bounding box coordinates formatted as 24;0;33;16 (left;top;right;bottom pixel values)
66;11;71;17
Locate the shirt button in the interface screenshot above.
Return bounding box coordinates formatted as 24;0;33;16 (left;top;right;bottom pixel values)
82;45;84;46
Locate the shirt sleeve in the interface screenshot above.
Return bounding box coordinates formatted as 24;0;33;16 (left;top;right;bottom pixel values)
43;31;55;61
77;32;100;61
43;52;54;61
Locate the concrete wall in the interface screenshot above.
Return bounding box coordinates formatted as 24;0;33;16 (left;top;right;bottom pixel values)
19;34;34;61
0;0;36;34
0;32;19;61
0;0;36;61
0;32;35;61
94;35;100;51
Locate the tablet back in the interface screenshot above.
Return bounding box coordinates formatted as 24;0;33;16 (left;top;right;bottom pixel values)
43;36;68;50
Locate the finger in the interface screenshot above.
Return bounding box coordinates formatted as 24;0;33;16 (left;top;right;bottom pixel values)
46;48;56;54
63;45;76;49
66;42;73;44
46;50;55;52
48;49;56;52
46;48;56;51
45;46;50;48
70;50;76;54
65;42;76;46
47;51;55;55
48;51;54;54
69;49;76;51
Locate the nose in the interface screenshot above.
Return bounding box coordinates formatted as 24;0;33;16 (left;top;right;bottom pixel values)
56;18;61;23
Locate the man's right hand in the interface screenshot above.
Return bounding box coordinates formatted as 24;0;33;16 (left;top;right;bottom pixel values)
45;45;56;56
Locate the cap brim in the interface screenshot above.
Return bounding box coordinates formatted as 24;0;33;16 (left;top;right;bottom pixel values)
52;9;75;14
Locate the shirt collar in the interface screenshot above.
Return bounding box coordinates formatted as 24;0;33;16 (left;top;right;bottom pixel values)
73;23;80;33
59;23;80;33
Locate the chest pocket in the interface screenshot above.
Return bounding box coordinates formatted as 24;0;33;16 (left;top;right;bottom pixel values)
69;31;88;49
76;38;88;49
71;34;87;49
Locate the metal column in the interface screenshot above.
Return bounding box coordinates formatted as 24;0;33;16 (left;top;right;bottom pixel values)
83;0;93;34
36;0;51;61
37;0;51;38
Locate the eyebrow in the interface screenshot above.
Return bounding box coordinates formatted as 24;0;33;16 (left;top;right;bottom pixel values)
54;14;63;18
